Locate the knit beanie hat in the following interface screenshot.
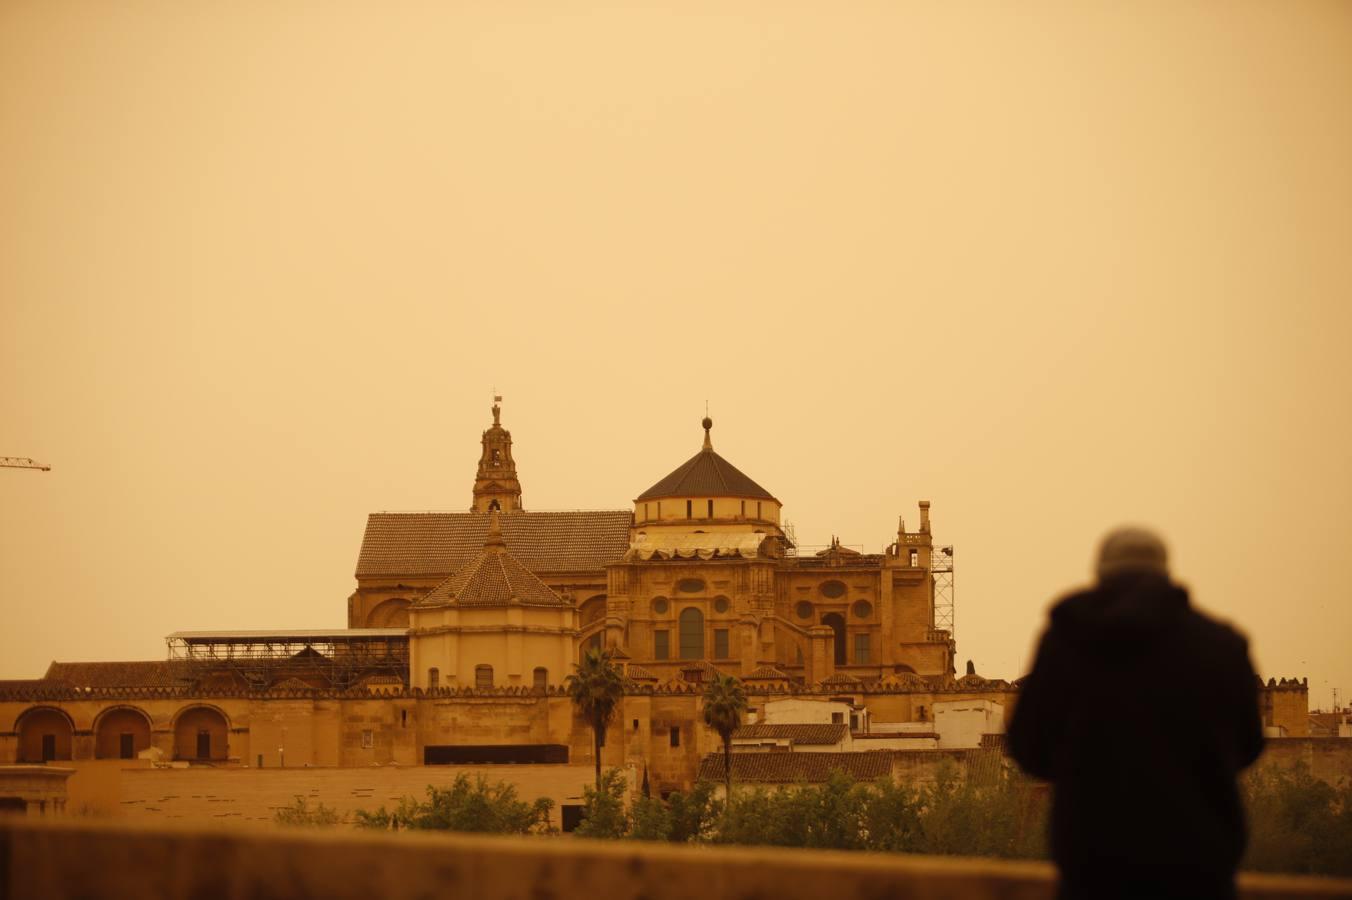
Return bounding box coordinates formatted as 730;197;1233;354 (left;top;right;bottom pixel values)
1096;527;1169;580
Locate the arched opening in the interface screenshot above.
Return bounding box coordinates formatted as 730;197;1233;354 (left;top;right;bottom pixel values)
94;707;152;760
475;665;494;689
427;668;440;690
679;607;705;659
488;498;501;511
821;613;847;666
16;708;74;762
533;667;548;691
174;706;229;762
367;598;411;628
579;595;607;626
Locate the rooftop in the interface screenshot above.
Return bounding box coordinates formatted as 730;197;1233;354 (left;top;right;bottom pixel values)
356;509;632;578
697;750;893;783
733;723;849;745
416;513;568;608
636;418;775;502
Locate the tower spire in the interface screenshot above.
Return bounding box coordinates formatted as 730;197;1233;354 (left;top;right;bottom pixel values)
471;397;523;513
702;413;713;451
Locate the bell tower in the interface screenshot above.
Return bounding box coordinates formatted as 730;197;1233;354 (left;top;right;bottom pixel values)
471;397;523;513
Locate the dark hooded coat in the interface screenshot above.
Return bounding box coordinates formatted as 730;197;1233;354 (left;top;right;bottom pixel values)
1008;574;1265;900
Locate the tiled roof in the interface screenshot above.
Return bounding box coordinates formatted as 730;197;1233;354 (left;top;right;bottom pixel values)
624;664;660;682
733;723;849;745
679;660;727;682
44;661;189;689
820;672;862;686
697;751;892;784
636;447;775;501
416;542;566;608
271;677;317;691
745;665;791;681
356;510;632;578
0;679;57;691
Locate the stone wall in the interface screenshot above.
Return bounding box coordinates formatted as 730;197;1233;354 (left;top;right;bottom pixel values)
3;818;1349;900
48;759;598;828
1256;738;1352;785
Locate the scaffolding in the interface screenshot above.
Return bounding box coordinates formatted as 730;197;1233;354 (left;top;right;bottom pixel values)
932;545;955;640
165;629;409;690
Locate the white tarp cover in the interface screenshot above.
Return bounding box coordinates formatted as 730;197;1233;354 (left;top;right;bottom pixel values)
627;532;767;560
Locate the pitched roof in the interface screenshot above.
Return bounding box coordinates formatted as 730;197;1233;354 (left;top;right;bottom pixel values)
733;723;849;745
745;665;791;681
697;751;892;784
416;523;567;608
636;447;775;502
0;679;58;691
624;664;660;682
636;421;775;502
43;661;188;689
356;510;632;578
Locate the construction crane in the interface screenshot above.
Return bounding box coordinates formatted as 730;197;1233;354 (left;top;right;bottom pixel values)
1;457;51;471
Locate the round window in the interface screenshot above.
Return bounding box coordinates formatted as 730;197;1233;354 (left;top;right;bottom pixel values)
795;601;813;620
852;600;873;619
713;596;730;614
677;578;706;594
652;597;669;615
820;580;847;599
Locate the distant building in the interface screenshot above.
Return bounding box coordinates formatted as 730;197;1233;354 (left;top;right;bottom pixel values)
0;402;1312;802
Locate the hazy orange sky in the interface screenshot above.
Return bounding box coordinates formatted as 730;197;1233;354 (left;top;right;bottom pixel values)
2;2;1349;707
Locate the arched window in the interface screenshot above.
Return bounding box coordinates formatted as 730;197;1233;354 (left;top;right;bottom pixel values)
475;665;493;689
427;668;439;690
488;499;501;511
95;707;152;760
678;607;704;659
17;708;74;762
909;548;919;567
368;597;410;628
822;612;847;666
533;667;548;690
173;706;229;761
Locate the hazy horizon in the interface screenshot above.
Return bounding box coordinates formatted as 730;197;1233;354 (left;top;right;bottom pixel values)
3;2;1349;708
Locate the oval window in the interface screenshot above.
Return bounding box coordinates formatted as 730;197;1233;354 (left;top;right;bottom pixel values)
795;601;813;620
652;597;669;615
713;596;730;614
852;600;873;619
820;580;847;599
677;578;706;594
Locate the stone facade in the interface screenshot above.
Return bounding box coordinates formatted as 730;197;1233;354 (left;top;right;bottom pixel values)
0;403;1318;795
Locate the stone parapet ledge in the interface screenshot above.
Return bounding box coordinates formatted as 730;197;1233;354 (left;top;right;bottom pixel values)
2;818;1350;900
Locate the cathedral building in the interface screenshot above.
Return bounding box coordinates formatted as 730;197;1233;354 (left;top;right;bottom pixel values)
359;403;956;690
0;401;1312;800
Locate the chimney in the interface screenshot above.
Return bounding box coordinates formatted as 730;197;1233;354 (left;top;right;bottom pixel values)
919;500;931;533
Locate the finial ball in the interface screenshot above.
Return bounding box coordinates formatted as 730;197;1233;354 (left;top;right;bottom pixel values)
702;416;713;431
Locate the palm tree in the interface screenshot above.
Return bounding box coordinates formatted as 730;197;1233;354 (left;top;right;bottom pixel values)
567;647;626;789
702;672;748;797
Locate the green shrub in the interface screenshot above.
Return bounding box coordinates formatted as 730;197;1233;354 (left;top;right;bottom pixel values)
355;774;554;835
573;768;629;838
274;796;341;828
1243;761;1352;876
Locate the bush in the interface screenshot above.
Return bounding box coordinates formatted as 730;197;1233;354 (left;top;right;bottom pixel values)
1243;761;1352;876
355;775;554;835
666;781;721;843
573;768;629;838
911;759;1046;859
274;796;341;828
627;793;672;841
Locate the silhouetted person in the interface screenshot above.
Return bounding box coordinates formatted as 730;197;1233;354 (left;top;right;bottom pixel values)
1008;527;1264;900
